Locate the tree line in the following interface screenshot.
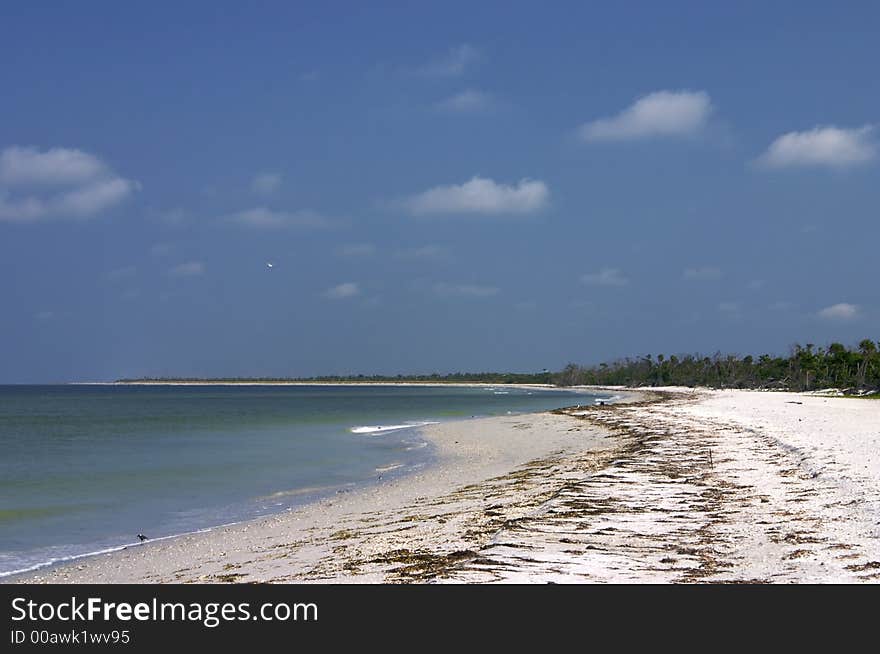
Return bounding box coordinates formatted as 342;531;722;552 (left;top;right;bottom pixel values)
553;339;880;391
119;338;879;392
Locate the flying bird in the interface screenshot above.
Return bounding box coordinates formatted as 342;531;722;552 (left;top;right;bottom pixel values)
266;262;274;268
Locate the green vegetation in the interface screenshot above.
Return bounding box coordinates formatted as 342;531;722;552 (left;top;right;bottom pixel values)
553;338;880;392
117;371;554;385
118;338;880;394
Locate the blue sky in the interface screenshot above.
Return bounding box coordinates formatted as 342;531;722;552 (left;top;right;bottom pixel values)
1;1;877;382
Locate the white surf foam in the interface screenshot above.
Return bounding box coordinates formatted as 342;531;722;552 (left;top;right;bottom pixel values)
350;421;439;434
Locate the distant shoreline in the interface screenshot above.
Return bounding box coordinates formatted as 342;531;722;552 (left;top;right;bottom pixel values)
89;381;581;389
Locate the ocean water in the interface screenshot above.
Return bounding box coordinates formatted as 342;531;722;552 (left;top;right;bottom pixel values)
0;384;597;577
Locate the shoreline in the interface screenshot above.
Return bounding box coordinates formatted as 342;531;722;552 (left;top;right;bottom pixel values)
6;387;643;583
10;386;877;583
78;382;580;388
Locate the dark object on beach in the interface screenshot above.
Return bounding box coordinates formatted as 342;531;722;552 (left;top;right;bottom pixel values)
137;534;148;542
598;401;606;406
786;401;803;405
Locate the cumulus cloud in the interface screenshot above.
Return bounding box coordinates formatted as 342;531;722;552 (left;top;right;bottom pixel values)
226;207;331;229
169;261;205;277
436;90;493;113
579;90;712;142
324;282;359;299
817;303;859;321
0;146;108;185
336;243;376;257
417;44;480;77
757;125;876;169
433;282;499;298
683;266;722;281
403;176;548;216
251;172;282;195
581;267;629;287
0;146;138;222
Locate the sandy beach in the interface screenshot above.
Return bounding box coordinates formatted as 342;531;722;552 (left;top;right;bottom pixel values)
10;387;879;584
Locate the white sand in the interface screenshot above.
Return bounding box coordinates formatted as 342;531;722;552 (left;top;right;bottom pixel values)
10;388;879;584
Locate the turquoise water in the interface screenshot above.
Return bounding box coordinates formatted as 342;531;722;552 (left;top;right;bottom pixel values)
0;384;596;576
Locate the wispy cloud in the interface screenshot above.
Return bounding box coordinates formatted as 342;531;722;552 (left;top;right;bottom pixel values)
336;243;376;257
403;176;548;216
324;282;359;299
436;89;493;113
579;90;712;142
0;146;138;222
756;125;876;169
169;261;205;277
683;266;722;281
417;44;480;77
226;207;331;229
581;267;629;287
251;172;282;195
817;302;859;321
433;282;499;298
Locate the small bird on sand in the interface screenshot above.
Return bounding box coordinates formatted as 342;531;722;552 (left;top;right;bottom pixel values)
137;534;149;542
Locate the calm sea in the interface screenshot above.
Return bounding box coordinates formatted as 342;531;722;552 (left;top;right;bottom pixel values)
0;384;597;577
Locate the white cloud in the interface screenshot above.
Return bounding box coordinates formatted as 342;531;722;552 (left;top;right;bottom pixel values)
404;176;548;215
337;243;376;257
226;207;331;229
437;90;493;113
579;90;712;142
581;267;628;287
251;172;282;195
418;44;479;77
0;146;107;185
0;146;138;222
324;282;359;299
757;125;876;169
433;282;499;298
169;261;205;277
54;178;139;216
817;303;859;321
683;266;722;281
